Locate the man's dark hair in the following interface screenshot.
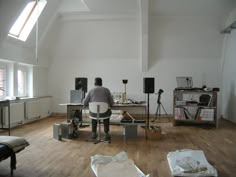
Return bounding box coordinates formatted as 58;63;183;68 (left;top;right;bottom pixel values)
95;77;102;86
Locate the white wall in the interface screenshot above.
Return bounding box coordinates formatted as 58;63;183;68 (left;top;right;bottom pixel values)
48;15;223;114
221;8;236;123
33;66;49;97
48;18;143;113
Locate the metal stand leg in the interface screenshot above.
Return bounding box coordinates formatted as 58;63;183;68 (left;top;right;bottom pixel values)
94;119;101;144
153;102;169;122
94;105;110;144
155;104;161;119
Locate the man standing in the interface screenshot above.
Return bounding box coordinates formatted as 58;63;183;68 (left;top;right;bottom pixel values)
83;77;114;141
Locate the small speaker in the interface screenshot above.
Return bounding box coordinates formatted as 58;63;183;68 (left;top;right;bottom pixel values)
143;78;155;93
75;77;87;92
53;123;62;141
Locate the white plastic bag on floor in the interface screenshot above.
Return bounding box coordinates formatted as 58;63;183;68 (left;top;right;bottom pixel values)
91;151;150;177
167;149;217;177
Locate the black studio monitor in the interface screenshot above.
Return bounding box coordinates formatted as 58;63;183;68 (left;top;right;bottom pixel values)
143;77;155;94
75;77;87;92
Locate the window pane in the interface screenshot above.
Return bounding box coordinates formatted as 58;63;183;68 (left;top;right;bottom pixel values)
9;1;36;36
18;70;26;96
8;0;47;41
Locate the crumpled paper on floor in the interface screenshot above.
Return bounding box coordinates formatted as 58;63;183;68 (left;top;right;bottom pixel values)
91;151;150;177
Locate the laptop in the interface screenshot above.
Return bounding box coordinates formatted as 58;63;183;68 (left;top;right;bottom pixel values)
176;77;193;89
70;90;83;103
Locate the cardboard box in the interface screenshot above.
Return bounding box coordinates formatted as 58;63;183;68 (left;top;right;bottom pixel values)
147;126;162;140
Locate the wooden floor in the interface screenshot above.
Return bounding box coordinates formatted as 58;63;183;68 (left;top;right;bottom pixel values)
0;116;236;177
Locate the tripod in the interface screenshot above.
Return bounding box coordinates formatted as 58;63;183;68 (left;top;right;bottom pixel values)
152;89;168;121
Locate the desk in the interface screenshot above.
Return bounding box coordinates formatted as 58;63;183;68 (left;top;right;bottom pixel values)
59;103;146;120
59;103;147;138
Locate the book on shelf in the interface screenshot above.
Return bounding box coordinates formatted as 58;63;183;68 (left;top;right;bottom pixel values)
195;107;214;121
175;107;198;120
194;107;202;120
184;107;198;120
174;108;185;120
208;94;216;107
199;108;214;121
183;108;192;119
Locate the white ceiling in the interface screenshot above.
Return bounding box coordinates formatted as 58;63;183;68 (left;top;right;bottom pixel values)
151;0;236;17
3;0;235;49
58;0;236;18
59;0;139;14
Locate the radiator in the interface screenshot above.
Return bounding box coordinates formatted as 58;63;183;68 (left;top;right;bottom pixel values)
39;97;52;118
2;102;25;126
25;100;40;120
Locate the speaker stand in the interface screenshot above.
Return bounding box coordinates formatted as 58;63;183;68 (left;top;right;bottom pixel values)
141;93;150;139
146;93;150;139
147;93;150;128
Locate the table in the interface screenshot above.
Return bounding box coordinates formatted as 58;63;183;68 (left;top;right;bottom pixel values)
59;103;147;138
59;103;146;119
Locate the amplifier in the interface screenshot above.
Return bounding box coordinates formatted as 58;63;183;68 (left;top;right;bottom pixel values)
53;123;62;140
61;122;73;139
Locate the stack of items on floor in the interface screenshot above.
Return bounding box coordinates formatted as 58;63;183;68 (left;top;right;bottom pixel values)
91;151;150;177
53;122;74;140
167;149;217;177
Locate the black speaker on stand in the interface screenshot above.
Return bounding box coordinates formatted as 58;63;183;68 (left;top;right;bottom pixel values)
74;77;88;129
143;77;155;139
75;77;88;99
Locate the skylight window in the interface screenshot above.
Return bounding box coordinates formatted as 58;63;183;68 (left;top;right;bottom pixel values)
8;0;47;42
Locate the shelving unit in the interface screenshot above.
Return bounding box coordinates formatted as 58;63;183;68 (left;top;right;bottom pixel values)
173;89;218;127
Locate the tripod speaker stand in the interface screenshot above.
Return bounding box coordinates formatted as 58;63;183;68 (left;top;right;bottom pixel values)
73;78;89;137
142;77;155;139
152;89;169;122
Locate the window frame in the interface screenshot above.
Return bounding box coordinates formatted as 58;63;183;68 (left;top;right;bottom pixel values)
16;64;31;98
8;0;47;41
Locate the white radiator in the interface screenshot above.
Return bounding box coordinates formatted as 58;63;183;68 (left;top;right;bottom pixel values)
25;100;40;120
3;102;25;126
39;97;52;118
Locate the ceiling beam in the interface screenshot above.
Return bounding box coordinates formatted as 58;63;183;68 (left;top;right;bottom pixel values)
139;0;149;72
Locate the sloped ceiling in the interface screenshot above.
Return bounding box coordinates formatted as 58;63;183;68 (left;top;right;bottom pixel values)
2;0;236;45
58;0;236;17
1;0;236;59
59;0;139;15
151;0;236;17
0;0;59;49
0;0;27;48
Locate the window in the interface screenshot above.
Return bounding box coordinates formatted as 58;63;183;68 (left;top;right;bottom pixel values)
16;64;32;97
8;0;47;41
17;69;26;97
0;60;33;98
